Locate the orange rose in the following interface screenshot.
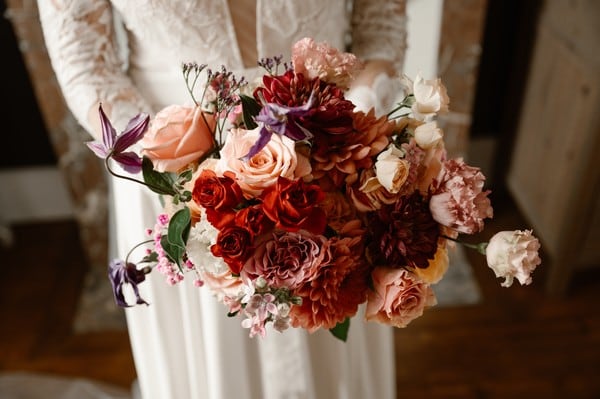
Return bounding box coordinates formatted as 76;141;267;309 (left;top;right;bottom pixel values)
142;105;216;172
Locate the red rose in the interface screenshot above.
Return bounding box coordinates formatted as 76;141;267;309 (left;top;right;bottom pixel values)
192;169;243;210
211;225;253;275
234;204;273;237
261;177;327;235
192;169;243;228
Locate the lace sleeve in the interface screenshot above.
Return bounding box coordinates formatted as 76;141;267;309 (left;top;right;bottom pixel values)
350;0;408;71
37;0;152;137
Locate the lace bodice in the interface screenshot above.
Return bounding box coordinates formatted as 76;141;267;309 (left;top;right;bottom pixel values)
38;0;406;136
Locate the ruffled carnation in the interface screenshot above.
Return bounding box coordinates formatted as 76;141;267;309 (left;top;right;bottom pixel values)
429;158;493;234
485;230;541;287
291;37;364;90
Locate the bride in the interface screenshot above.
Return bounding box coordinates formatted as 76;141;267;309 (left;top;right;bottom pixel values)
37;1;407;398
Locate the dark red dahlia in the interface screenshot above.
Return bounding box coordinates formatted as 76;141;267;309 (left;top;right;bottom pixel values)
367;192;439;269
253;70;355;139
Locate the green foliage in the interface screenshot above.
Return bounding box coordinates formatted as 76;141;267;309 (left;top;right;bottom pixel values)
330;317;350;342
240;94;261;129
160;207;191;270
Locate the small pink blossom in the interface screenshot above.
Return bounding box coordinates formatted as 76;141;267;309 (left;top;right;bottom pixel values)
486;230;541;287
366;267;437;328
430;158;493;234
291;37;363;90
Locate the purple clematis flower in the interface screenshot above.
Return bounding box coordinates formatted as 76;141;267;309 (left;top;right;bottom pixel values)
86;104;149;174
108;259;150;307
244;96;314;160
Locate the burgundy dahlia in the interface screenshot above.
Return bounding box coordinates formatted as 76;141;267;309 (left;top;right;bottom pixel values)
367;192;439;269
254;70;355;139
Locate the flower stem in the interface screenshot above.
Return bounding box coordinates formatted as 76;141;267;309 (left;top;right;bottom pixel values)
442;234;488;255
105;156;177;195
125;239;155;265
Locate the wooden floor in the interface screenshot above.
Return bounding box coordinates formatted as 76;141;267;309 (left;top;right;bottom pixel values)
1;189;599;398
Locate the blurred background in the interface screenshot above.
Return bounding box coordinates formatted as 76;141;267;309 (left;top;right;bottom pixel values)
1;0;599;398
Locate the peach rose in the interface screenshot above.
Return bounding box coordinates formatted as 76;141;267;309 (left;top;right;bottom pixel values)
291;37;364;90
373;145;410;194
485;230;541;287
141;105;216;172
366;267;437;328
414;121;444;149
215;127;311;197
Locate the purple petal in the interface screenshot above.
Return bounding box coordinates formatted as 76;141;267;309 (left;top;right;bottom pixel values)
112;151;143;174
86;141;110;159
114;113;150;153
108;259;148;307
99;104;116;149
243;127;273;160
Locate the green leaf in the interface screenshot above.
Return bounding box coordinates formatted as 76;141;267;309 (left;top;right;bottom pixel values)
330;318;350;342
160;207;191;270
240;94;261;129
142;157;177;196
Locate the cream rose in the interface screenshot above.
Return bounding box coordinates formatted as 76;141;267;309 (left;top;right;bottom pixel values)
411;74;450;121
414;121;444;149
141;105;216;172
366;267;437;328
485;230;541;287
373;145;410;194
215;127;311;197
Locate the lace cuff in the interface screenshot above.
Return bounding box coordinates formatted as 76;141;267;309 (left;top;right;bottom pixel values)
350;0;408;72
37;0;152;137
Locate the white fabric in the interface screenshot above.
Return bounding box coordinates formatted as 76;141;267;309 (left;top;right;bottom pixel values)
37;1;407;398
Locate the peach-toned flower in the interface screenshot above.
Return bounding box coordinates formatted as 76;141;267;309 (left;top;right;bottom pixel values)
311;109;395;187
290;230;368;332
202;269;244;301
243;231;329;290
348;168;400;212
430;158;493;234
216;127;311;197
412;243;449;284
373;145;410;194
414;121;444;149
411;74;450;121
485;230;541;287
366;267;437;328
291;37;364;90
320;191;357;232
141;105;216;172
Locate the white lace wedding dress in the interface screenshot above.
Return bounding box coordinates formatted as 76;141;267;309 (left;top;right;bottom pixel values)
38;1;407;398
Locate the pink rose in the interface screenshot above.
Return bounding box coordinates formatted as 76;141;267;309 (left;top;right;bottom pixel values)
202;269;244;301
291;37;364;90
366;267;437;328
429;158;493;234
485;230;541;287
216;127;311;197
243;231;329;290
142;105;216;172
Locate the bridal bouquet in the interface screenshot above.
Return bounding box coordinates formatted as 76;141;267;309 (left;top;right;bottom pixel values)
89;38;541;340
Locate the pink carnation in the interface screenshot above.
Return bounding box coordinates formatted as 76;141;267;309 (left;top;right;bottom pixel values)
429;158;493;234
366;267;437;328
291;37;364;90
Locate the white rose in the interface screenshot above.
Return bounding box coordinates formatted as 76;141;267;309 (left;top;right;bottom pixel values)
485;230;541;287
374;145;409;194
414;121;444;149
411;74;450;121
